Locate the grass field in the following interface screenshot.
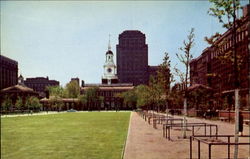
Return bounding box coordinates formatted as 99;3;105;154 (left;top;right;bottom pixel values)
1;112;131;159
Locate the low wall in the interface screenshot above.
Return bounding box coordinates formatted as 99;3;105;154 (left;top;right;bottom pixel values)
219;110;250;120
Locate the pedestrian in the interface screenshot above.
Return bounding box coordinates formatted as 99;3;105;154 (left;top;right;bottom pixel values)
239;111;244;136
203;111;207;119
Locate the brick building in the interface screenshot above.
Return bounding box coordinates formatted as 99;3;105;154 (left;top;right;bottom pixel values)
81;83;134;110
0;55;18;90
24;77;59;97
190;5;250;109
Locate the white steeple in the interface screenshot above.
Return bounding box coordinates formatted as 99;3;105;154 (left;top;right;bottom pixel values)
102;35;118;85
108;34;111;51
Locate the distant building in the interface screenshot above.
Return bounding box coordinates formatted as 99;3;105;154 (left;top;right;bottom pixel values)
148;66;160;79
79;40;134;110
81;83;134;110
117;30;148;85
0;75;38;107
24;76;59;97
70;77;80;86
0;55;18;90
190;4;250;109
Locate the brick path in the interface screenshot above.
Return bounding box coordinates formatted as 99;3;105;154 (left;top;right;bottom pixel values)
123;112;250;159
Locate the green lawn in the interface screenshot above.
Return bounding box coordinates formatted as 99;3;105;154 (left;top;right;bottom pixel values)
1;112;131;159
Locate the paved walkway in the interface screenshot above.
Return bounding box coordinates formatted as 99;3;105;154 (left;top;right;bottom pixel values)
0;111;67;118
124;112;250;159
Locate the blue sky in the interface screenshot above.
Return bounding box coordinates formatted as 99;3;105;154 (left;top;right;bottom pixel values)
1;1;248;86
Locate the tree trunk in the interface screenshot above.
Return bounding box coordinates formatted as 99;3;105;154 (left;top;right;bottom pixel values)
183;98;187;138
233;89;240;159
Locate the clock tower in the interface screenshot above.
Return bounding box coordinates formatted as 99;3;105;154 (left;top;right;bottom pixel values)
102;36;118;84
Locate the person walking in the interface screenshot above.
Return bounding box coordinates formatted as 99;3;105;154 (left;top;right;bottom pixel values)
239;111;244;136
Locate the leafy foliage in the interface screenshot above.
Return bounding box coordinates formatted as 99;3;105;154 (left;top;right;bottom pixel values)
118;89;137;109
25;96;42;110
1;96;12;111
135;85;151;108
46;85;65;98
157;52;173;104
206;0;243;71
83;87;102;110
15;97;23;110
65;80;80;98
207;0;241;29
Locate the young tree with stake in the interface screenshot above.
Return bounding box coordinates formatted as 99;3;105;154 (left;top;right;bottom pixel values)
175;28;195;138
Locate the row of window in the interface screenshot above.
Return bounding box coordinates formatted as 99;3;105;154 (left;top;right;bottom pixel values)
211;30;248;59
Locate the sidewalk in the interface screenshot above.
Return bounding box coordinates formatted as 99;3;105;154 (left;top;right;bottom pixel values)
123;112;250;159
0;111;66;118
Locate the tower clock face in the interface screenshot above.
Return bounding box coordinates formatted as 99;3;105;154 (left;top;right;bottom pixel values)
107;68;112;73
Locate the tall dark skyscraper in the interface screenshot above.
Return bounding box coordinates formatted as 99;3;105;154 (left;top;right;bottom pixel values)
0;55;18;90
116;30;148;85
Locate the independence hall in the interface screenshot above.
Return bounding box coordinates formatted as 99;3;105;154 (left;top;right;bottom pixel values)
190;5;249;110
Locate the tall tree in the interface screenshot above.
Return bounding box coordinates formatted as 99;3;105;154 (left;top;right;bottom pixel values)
15;97;23;112
207;0;241;29
149;76;164;112
157;52;173;112
46;85;65;111
65;80;80;98
46;85;65;98
84;87;100;111
205;0;243;71
135;85;151;109
25;96;42;113
175;28;195;138
207;1;242;158
1;96;12;112
78;94;87;110
119;89;137;109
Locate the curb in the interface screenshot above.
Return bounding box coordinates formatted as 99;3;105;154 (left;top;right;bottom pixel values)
121;111;133;159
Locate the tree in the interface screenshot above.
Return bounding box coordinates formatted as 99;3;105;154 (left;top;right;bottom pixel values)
175;28;195;138
46;85;66;111
148;76;164;112
78;94;87;109
49;97;63;111
15;97;23;112
207;1;243;157
188;87;213;116
1;96;12;112
84;87;100;111
206;0;244;78
65;80;80;98
135;85;151;109
119;89;137;110
170;84;184;110
157;52;173;112
46;85;65;98
25;96;42;113
99;96;104;111
207;0;241;29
